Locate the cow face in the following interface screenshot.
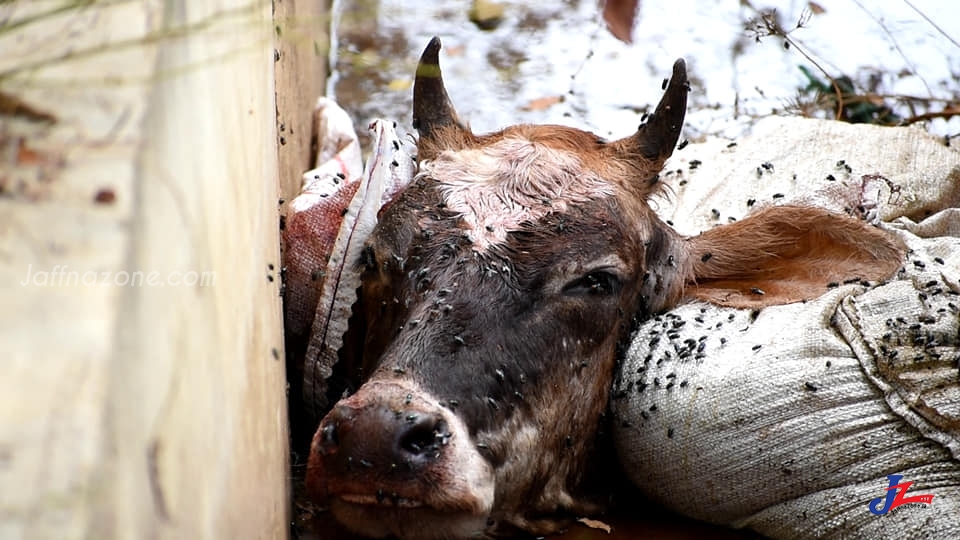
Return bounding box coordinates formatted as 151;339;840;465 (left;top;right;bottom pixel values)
305;37;905;539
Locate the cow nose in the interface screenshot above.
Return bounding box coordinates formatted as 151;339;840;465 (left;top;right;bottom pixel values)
315;402;452;474
317;421;338;452
399;415;450;458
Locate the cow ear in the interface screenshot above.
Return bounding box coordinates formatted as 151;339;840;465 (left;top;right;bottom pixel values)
413;37;473;160
684;206;905;308
609;58;689;190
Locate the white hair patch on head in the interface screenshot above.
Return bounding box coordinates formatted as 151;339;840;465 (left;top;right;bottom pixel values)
421;137;614;251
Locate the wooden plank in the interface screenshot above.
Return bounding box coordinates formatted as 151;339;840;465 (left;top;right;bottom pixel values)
272;0;331;450
274;0;332;203
0;1;289;539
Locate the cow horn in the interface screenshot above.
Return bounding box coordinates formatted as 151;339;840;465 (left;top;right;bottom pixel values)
413;37;464;144
614;58;689;170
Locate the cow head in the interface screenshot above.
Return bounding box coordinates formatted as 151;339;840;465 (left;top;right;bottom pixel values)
305;37;904;539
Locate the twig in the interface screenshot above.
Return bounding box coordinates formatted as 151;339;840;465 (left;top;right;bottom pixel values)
850;0;933;98
903;0;960;50
0;1;260;81
851;93;956;104
754;9;846;120
899;105;960;126
0;1;99;37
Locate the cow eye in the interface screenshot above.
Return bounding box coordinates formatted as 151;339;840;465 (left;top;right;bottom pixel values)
562;271;621;296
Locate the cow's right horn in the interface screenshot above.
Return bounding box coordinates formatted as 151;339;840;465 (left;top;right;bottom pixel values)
413;37;470;160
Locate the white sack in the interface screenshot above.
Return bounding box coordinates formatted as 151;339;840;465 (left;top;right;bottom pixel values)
612;117;960;539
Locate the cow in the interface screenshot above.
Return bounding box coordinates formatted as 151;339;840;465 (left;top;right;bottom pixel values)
304;37;905;539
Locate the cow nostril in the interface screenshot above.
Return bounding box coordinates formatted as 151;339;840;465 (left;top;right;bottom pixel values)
320;422;338;449
398;417;449;457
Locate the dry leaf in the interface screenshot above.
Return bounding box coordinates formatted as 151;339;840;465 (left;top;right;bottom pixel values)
387;78;412;92
521;95;564;111
16;139;45;165
602;0;639;44
469;0;505;31
577;517;612;533
807;1;826;14
445;44;466;57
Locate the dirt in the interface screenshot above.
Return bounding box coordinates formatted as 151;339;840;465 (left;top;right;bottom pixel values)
328;0;959;146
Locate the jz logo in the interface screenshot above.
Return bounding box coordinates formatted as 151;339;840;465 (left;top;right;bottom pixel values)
868;474;934;515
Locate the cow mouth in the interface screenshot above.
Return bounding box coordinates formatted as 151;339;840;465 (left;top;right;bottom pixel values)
328;495;491;540
326;479;479;513
336;492;425;509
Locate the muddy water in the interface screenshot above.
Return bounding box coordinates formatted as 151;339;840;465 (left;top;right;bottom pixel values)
293;1;957;538
330;0;958;147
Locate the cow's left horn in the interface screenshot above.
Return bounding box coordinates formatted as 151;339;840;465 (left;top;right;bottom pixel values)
613;59;689;170
413;37;466;156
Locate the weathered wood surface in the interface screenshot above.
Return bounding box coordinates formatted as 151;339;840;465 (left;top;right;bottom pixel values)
274;0;331;202
1;1;292;539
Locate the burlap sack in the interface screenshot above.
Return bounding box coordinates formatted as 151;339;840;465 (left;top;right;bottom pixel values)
612;117;960;539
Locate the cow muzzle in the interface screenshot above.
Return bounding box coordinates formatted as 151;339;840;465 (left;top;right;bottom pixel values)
306;379;496;539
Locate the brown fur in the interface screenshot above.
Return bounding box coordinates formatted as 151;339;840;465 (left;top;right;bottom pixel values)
305;38;906;540
685;205;906;307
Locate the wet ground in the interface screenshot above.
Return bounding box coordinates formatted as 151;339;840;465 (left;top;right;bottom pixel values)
329;0;958;148
292;1;958;538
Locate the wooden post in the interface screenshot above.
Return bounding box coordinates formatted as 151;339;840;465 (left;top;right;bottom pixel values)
274;0;332;202
0;1;303;538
